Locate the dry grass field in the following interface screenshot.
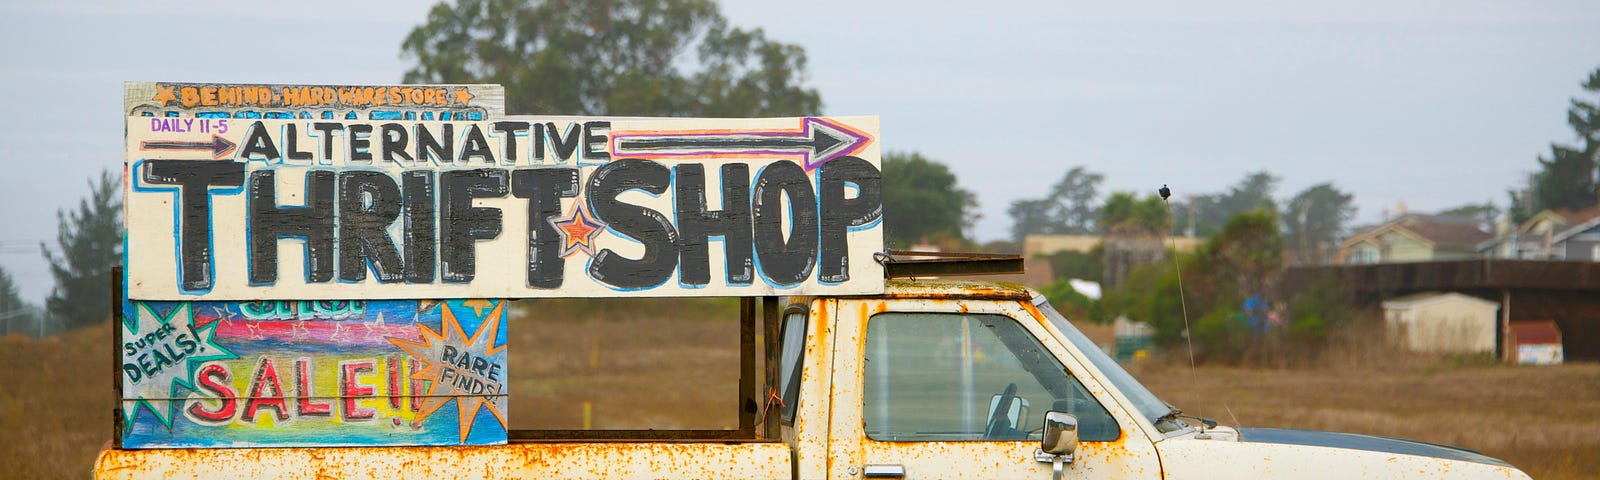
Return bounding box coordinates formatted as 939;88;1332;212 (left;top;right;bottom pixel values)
0;326;114;479
4;303;1597;479
1139;364;1600;480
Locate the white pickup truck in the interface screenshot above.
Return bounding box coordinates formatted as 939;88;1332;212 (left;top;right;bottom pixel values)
95;278;1530;479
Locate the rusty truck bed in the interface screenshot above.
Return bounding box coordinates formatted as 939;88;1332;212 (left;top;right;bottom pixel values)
95;441;792;479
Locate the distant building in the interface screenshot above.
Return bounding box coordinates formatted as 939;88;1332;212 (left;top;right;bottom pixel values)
1335;214;1493;265
1381;292;1499;355
1022;234;1203;258
1023;234;1203;289
1480;206;1600;261
1510;321;1564;365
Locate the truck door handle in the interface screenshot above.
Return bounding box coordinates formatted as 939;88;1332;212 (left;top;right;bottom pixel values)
862;464;906;478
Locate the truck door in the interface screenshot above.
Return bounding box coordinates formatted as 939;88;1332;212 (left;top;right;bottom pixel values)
826;298;1161;480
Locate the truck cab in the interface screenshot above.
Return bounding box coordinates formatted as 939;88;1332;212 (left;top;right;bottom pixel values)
97;278;1531;479
785;279;1162;479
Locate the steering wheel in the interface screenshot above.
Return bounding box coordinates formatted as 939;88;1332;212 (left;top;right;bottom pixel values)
984;383;1019;440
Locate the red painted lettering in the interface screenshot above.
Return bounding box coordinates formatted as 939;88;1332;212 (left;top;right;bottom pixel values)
387;356;403;410
185;363;237;423
294;358;332;416
243;357;289;422
341;360;377;420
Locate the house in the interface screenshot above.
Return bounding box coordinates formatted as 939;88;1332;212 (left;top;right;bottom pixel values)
1481;206;1600;261
1335;213;1494;264
1381;292;1500;355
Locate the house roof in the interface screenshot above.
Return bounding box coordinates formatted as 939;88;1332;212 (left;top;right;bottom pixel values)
1545;206;1600;244
1552;205;1600;224
1477;206;1600;252
1401;218;1495;249
1381;291;1499;310
1342;214;1493;251
1510;321;1562;344
1516;206;1600;235
1553;216;1600;244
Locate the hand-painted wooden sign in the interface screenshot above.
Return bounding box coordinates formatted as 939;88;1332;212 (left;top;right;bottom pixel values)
119;298;508;448
124;81;506;120
123;115;884;300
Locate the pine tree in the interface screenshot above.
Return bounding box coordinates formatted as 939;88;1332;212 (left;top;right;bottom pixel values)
41;170;123;330
0;265;35;336
1526;67;1600;213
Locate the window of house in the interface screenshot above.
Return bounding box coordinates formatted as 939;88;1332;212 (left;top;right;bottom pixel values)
862;312;1118;442
1349;244;1380;264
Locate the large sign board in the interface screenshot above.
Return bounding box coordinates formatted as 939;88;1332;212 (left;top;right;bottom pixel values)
119;299;509;448
120;83;521;449
118;82;883;449
124;115;884;300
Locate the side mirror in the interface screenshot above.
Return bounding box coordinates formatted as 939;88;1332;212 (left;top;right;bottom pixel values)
987;395;1030;434
1041;411;1078;456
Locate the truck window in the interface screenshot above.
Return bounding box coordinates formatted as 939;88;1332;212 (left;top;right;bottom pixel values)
778;307;807;424
862;312;1119;442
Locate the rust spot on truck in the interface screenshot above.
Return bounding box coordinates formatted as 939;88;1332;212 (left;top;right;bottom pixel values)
879;279;1032;301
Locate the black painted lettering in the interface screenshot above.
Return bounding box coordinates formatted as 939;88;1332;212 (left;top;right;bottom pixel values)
588;159;678;289
545;122;581;161
248;170;336;284
583;121;610;162
531;123;546;161
817;156;883;283
347;124;373;162
439;169;509;282
239;121;280;161
285;123;313;162
142;160;246;291
380;123;413;163
752;162;818;285
402;171;437;283
493;121;530;163
675;164;753;286
459;124;495;164
511;168;580;288
312;122;343;159
338;171;404;283
416;123;454;164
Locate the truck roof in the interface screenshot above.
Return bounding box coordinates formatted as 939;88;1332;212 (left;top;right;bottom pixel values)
879;278;1034;301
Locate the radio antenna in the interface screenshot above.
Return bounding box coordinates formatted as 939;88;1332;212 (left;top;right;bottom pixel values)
1160;184;1241;435
1158;185;1197;381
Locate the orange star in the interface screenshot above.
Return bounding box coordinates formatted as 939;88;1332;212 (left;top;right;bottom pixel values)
152;85;177;104
452;87;475;104
550;204;605;257
388;301;508;443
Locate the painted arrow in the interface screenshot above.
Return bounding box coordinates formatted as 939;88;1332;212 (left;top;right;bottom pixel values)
610;117;871;170
140;134;238;159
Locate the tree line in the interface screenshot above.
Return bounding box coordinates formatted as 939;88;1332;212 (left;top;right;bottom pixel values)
0;171;121;336
5;0;1594;341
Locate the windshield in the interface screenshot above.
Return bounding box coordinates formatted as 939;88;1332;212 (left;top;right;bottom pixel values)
1032;293;1176;430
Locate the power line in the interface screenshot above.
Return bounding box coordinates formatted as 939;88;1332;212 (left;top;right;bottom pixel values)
0;307;38;322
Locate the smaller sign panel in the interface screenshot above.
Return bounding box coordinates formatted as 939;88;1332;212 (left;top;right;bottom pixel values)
119;299;508;448
124;81;505;119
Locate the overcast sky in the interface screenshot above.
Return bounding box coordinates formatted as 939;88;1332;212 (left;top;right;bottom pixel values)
2;0;1598;304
